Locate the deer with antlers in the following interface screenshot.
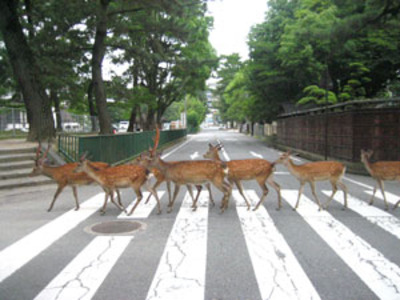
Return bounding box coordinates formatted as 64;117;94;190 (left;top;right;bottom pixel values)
361;149;400;210
203;143;281;211
74;128;162;215
30;144;120;211
275;151;348;211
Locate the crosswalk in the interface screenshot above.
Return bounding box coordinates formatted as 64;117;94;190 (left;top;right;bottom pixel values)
1;187;400;300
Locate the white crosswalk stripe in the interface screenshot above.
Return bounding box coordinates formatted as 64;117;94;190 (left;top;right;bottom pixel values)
117;191;165;219
145;192;209;300
282;189;400;300
1;187;400;300
0;193;104;283
234;190;321;300
365;189;400;206
34;236;132;300
322;190;400;240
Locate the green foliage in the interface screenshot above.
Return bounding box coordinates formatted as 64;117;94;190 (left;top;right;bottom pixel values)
298;85;337;104
246;0;400;121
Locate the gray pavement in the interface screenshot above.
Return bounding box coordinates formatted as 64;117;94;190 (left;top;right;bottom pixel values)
0;129;399;300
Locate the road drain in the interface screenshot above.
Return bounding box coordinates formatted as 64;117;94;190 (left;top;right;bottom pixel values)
85;220;145;236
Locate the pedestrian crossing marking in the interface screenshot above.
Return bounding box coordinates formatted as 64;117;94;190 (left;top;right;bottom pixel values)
234;190;321;300
145;192;208;300
322;190;400;240
282;190;400;299
34;236;132;300
117;191;165;219
365;190;400;206
0;193;104;283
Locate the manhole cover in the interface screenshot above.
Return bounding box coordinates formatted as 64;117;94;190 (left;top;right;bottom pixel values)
85;220;145;236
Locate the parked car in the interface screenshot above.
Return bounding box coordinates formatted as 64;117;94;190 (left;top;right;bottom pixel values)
4;123;29;132
62;122;82;132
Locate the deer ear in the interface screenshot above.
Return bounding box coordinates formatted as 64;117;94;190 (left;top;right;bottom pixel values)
209;143;213;148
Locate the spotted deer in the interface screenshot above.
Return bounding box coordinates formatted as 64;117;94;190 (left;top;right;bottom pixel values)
30;144;120;211
275;151;348;210
147;152;231;213
203;143;281;211
75;158;160;215
361;149;400;210
74;127;162;215
133;153;215;209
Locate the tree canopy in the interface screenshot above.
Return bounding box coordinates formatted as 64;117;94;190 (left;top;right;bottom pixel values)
0;0;216;139
216;0;400;124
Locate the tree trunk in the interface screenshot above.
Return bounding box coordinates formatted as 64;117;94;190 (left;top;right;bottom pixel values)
51;89;62;131
0;0;55;142
91;0;112;134
142;108;156;131
127;104;138;132
87;81;98;132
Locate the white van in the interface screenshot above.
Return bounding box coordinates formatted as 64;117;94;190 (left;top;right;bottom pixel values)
62;122;82;132
119;121;129;132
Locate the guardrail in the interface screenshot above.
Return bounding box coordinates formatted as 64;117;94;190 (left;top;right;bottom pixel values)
58;129;187;164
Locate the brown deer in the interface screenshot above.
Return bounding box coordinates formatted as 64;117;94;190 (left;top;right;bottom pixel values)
133;153;215;209
74;126;162;215
75;158;161;215
30;144;120;212
147;152;231;213
275;151;348;211
361;149;400;210
203;143;281;211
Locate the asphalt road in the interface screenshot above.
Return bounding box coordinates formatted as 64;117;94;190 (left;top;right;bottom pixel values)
1;128;400;300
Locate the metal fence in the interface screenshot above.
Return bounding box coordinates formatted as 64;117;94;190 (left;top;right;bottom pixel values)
0;107;29;134
276;98;400;162
58;129;187;164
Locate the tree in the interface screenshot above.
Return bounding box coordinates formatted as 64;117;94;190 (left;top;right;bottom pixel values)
0;0;55;141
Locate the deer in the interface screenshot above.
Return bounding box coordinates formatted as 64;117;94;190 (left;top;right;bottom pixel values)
75;128;162;215
74;158;160;215
275;151;348;211
133;153;215;209
147;152;231;213
360;149;400;210
203;143;281;211
30;144;121;212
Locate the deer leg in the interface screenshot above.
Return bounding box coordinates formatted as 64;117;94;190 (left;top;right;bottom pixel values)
377;179;389;210
337;180;348;210
191;185;203;212
206;183;215;207
369;183;378;205
393;200;400;210
253;177;271;211
266;176;281;211
309;181;322;211
100;191;110;215
128;188;143;216
109;190;126;212
235;180;251;210
145;182;162;214
116;189;122;207
294;182;305;210
213;179;231;213
72;186;80;211
168;184;181;213
47;184;66;212
190;185;203;211
145;179;162;204
324;182;338;210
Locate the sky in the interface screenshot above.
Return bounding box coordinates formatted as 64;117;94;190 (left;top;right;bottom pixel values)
207;0;268;60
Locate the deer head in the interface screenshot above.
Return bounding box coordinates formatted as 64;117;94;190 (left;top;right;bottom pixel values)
30;143;51;176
